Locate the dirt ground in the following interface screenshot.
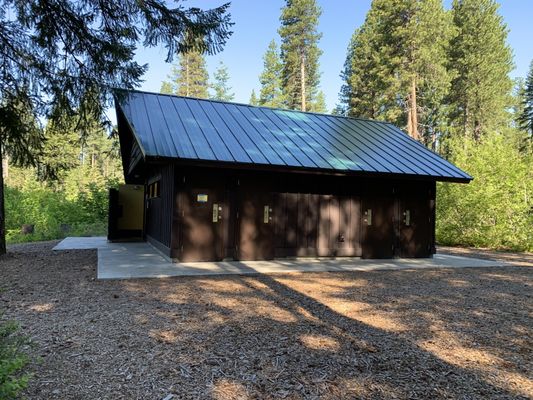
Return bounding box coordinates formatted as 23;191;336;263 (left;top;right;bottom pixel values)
438;246;533;267
1;242;532;400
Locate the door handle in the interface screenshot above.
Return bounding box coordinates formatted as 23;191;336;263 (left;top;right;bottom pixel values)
364;209;372;226
263;205;271;224
403;210;410;226
212;203;219;223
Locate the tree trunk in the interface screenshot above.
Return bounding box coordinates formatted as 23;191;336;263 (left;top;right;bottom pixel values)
408;77;419;140
300;52;306;112
2;156;7;179
0;143;6;255
407;105;413;137
186;54;190;97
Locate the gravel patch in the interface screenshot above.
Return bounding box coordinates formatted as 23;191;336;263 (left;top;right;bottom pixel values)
1;242;532;399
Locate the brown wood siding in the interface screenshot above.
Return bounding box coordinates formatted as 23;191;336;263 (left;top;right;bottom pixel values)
145;164;174;250
169;166;434;261
273;193;361;257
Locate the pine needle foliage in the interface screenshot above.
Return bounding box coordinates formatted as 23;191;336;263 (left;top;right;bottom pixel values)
279;0;323;111
448;0;513;140
0;0;233;254
258;40;286;108
518;60;533;136
160;52;210;98
339;0;454;146
211;61;235;101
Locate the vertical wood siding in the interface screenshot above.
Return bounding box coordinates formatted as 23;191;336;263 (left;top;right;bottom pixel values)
145;164;174;250
273;192;361;257
169;166;435;261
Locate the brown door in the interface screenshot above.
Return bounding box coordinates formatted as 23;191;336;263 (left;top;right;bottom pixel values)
238;191;274;260
361;197;395;259
399;196;431;258
179;188;227;262
336;196;361;257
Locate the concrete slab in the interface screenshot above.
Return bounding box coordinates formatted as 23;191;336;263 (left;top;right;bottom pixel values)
53;236;510;280
53;236;108;250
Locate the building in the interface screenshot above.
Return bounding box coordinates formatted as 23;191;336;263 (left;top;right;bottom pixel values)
112;90;471;261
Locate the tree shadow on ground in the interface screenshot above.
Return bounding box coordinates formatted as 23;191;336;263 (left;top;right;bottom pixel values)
3;244;531;399
121;265;532;399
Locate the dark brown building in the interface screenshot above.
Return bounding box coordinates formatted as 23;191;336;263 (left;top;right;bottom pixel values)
113;90;471;261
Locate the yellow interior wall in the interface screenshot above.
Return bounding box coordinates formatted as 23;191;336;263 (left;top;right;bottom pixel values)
117;184;144;230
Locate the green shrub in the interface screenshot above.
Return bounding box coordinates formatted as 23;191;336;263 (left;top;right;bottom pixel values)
437;132;533;251
0;319;30;399
4;166;117;244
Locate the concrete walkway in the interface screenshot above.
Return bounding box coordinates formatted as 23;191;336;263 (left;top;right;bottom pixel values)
53;237;510;280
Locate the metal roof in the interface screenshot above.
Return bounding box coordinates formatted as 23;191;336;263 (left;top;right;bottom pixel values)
116;90;471;182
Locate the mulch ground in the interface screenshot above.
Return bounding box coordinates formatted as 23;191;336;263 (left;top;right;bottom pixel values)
1;241;532;399
438;245;533;267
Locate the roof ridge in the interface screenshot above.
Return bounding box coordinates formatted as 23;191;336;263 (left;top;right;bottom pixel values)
116;88;394;126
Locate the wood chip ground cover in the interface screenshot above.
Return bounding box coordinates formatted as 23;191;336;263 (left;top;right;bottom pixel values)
1;242;532;399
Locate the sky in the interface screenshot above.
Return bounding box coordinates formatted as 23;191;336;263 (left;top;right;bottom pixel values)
133;0;533;112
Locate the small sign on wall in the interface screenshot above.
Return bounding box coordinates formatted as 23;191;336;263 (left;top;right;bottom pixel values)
197;194;208;203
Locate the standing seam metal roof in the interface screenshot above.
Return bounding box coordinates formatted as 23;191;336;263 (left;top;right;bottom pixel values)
116;90;472;182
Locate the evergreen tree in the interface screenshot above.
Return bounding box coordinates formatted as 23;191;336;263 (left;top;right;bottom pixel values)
0;0;232;254
518;60;533;136
249;90;259;106
160;52;210;98
0;93;42;254
339;0;453;146
279;0;323;111
211;61;234;101
448;0;513;140
309;91;327;113
37;113;81;182
160;81;174;95
511;78;525;129
338;27;390;121
258;40;286;108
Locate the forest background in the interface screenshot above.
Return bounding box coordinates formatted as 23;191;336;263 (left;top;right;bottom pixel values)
3;0;532;251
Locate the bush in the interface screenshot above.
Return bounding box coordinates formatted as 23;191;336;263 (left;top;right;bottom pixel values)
4;166;117;244
437;132;533;251
0;319;30;399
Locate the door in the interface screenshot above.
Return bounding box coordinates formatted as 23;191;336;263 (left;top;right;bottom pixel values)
179;188;227;262
318;195;361;257
336;196;361;256
361;197;395;259
237;191;274;260
399;196;431;258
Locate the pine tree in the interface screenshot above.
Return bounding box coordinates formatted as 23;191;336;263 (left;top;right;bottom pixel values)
161;52;210;98
211;61;234;101
339;0;454;146
511;78;525;129
258;40;286;108
37;112;81;182
0;93;43;254
338;26;391;121
249;90;259;106
518;60;533;136
0;0;232;254
160;81;174;95
448;0;513;140
309;90;327;113
279;0;323;111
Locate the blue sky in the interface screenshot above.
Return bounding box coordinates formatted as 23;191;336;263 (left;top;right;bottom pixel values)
134;0;533;111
